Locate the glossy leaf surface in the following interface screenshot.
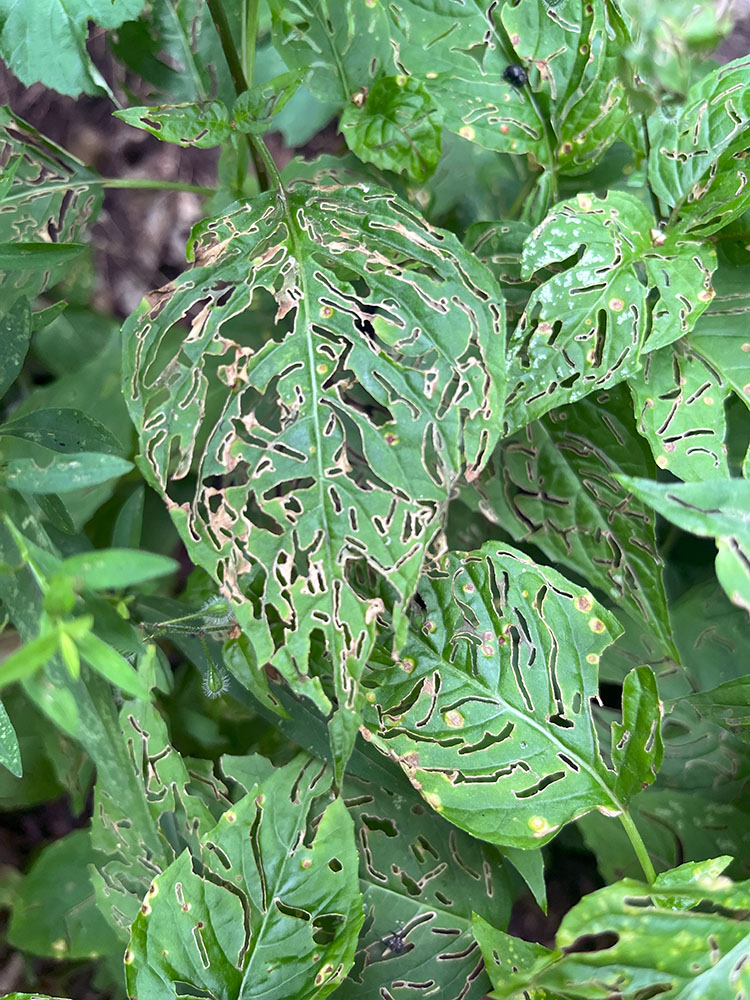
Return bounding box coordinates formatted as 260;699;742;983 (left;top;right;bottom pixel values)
125;756;363;1000
0;697;21;777
475;871;750;999
361;542;662;849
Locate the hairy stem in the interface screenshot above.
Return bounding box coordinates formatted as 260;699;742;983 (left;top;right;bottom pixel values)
619;810;657;884
206;0;273;192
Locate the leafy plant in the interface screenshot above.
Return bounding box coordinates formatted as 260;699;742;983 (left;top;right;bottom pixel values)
1;1;749;999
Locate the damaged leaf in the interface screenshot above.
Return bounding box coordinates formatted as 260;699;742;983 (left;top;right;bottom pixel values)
360;542;662;850
504;191;715;434
123;184;505;775
125;756;363;1000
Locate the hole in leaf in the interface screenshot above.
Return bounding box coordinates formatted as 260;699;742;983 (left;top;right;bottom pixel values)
312;912;345;945
563;930;618;954
514;771;565;798
362;814;398;837
328;857;343;873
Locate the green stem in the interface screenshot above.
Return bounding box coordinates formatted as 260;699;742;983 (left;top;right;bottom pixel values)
242;0;260;89
101;177;215;195
619;810;657;884
206;0;273;193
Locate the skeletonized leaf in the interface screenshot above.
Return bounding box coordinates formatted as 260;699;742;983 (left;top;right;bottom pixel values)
504;191;715;434
268;0;391;103
337;775;514;1000
360;542;662;850
0;108;102;303
125;757;364;1000
467;386;677;660
629;343;730;480
475;872;750;999
674;677;750;739
0;0;145;96
648;56;750;233
611;665;663;801
114;100;231;148
339;76;442;183
123;184;505;774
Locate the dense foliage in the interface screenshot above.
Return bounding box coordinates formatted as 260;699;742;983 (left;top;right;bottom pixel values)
1;1;749;998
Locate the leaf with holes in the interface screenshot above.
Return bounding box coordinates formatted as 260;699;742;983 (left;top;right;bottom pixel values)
91;694;229;941
360;542;663;850
114;100;232;148
474;869;750;999
125;756;363;1000
336;774;514;1000
339;75;442;183
629;342;730;481
380;0;628;193
689;262;750;412
466;385;677;660
648;56;750;234
268;0;391;104
123;184;505;776
504;191;715;434
0;107;102;304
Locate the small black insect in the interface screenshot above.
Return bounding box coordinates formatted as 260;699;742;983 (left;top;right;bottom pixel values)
503;63;528;89
384;928;409;955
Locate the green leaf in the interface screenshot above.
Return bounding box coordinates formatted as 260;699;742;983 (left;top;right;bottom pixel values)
339;75;442;183
232;70;306;135
475;871;750;999
0;696;22;777
123;184;505;776
648;56;750;234
361;542;662;849
611;665;664;801
0;631;60;692
269;0;391;104
0;408;125;456
0;296;32;402
618;475;750;542
0;108;101;307
114;100;231;148
468;386;677;660
125;757;364;1000
337;774;514;1000
91;697;226;940
0;0;146;96
0;449;133;493
56;548;177;591
7;829;121;960
74;629;150;699
629;342;730;480
381;1;629;184
504;191;716;433
690;260;750;407
0;241;85;269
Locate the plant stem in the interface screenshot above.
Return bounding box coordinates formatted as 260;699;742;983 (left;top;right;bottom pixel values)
206;0;273;193
101;178;215;195
619;810;657;884
242;0;260;89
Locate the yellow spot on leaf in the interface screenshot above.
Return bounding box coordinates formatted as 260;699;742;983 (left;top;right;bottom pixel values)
588;617;605;634
459;125;475;141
